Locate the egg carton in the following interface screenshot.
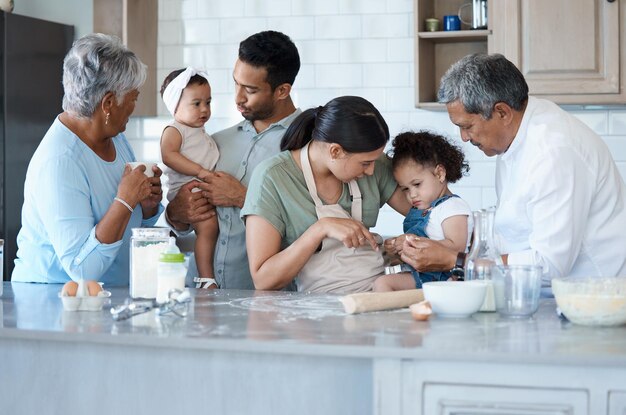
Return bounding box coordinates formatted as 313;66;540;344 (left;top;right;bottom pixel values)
58;279;112;311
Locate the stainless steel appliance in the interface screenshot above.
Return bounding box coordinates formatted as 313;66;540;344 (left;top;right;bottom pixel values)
0;12;73;280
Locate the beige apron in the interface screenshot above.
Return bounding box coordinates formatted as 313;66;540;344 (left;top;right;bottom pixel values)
296;143;385;293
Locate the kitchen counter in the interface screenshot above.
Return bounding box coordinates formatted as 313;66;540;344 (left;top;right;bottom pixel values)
1;282;626;415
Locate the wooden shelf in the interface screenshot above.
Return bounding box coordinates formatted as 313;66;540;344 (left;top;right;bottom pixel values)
417;29;490;43
414;0;492;107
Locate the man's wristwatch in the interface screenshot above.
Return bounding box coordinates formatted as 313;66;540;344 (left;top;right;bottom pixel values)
450;252;466;280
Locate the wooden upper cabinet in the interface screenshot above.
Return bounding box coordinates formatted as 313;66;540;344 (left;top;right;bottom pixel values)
491;0;625;104
93;0;157;116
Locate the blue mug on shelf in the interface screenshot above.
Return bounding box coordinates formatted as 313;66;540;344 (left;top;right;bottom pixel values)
443;15;461;31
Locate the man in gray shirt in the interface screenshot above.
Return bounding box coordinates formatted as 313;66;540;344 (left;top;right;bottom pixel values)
166;31;301;289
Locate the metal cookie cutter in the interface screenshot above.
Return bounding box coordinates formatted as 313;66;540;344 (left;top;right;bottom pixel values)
384;264;411;275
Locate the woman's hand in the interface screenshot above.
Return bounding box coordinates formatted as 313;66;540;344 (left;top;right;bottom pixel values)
316;217;379;250
400;235;457;272
140;165;163;217
117;165;152;207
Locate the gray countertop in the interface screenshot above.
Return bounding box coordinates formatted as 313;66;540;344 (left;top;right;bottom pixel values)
1;281;626;366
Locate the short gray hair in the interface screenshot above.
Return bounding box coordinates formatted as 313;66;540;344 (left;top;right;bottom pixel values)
62;33;146;118
437;53;528;119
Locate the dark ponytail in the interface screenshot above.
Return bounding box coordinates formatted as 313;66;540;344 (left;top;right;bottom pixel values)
280;107;321;151
280;96;389;152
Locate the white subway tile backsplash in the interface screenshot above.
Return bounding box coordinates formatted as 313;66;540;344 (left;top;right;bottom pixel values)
570;111;608;135
371;207;404;236
197;0;245;17
458;162;497;187
339;0;386;15
203;44;239;69
387;0;413;14
294;65;316;89
339;88;386;110
244;0;291;17
363;63;410;87
386;87;414;112
161;0;183;20
387;37;413;63
382;112;411;136
481;188;497;209
183;19;220;44
315;15;361;39
298;40;340;64
218;18;268;43
603;136;626;161
128;139;162;163
158;21;183;45
162;45;185;68
267;16;315;40
609;110;626;135
292;0;339;16
182;45;208;68
340;39;386;63
362;14;409;38
448;186;484;211
293;88;343;109
315;64;362;88
181;0;197;19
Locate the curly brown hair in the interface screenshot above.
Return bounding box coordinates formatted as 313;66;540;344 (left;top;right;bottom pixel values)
388;130;469;183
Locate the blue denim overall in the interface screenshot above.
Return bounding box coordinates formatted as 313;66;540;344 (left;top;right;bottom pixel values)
403;194;458;288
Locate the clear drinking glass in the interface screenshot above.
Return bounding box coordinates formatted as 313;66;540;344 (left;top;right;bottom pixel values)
492;265;543;318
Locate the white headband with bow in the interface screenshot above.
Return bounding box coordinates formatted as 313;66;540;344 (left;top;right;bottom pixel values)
162;67;210;116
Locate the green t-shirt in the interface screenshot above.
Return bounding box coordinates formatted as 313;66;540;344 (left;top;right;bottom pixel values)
241;150;397;249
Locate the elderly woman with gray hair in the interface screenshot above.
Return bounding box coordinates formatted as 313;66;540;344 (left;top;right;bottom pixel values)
12;33;164;286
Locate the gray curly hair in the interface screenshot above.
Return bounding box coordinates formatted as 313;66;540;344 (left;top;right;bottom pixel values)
62;33;146;118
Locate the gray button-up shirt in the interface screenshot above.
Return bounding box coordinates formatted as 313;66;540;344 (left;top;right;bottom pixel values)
210;110;301;289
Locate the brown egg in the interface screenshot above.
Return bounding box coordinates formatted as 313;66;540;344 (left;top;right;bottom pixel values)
86;280;103;296
409;300;433;321
62;281;78;296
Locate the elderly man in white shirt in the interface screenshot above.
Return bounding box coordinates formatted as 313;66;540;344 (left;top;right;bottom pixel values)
399;53;626;286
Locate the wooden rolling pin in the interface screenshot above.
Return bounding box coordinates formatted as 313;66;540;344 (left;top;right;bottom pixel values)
340;289;424;314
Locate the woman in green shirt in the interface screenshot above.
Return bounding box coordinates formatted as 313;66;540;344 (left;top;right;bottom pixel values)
242;96;411;293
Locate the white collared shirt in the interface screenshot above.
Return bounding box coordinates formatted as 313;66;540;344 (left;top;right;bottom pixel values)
495;97;626;283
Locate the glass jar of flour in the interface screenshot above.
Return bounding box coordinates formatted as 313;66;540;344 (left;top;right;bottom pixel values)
130;227;171;299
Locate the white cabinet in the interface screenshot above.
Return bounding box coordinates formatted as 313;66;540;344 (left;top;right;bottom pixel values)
610;391;626;415
424;383;588;415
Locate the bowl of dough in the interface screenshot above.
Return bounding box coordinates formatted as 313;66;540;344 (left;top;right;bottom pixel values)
552;276;626;326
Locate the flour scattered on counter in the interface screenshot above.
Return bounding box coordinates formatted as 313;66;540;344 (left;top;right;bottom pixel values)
229;294;345;321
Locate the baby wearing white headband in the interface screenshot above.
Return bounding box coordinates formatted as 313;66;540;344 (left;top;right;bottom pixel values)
160;67;220;289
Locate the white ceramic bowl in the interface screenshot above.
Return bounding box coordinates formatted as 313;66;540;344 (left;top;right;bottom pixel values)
423;281;487;318
552;276;626;326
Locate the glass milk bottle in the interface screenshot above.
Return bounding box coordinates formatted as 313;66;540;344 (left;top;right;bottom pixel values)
156;237;186;303
465;208;502;312
130;228;170;299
